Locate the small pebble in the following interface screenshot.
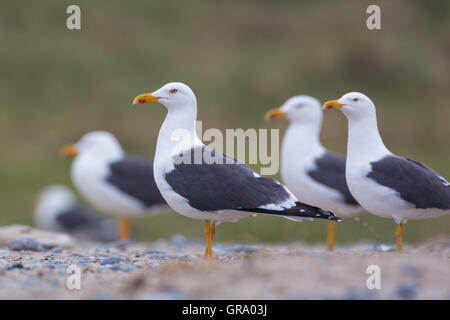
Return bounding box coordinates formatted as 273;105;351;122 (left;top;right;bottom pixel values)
227;244;260;253
109;266;121;271
120;265;137;272
373;244;396;252
101;257;123;265
149;252;169;259
397;282;420;300
143;248;164;255
8;238;45;252
171;234;188;245
6;263;24;271
51;247;63;254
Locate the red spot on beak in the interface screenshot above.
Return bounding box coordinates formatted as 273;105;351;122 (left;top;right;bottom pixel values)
327;105;332;109
138;99;146;104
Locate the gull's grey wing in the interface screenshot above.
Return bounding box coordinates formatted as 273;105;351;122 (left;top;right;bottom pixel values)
56;205;101;230
106;155;166;208
164;146;340;221
367;155;450;210
307;151;359;206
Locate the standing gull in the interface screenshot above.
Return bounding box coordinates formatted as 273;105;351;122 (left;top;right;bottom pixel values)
266;96;363;250
60;131;167;241
133;82;340;259
323;92;450;252
34;184;116;242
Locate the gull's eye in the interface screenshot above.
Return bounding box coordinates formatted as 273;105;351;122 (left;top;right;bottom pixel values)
353;98;359;102
170;89;178;94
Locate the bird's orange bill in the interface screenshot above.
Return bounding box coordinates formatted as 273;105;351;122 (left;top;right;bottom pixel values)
265;107;286;121
132;92;160;105
60;144;78;158
323;100;344;110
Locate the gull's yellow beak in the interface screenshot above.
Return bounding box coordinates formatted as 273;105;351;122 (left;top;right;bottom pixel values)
133;92;160;105
323;100;344;110
60;144;78;158
265;107;286;121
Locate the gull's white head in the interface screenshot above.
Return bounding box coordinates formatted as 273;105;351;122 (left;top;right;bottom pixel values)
266;95;322;124
323;92;376;120
133;82;197;111
34;184;76;230
60;131;123;159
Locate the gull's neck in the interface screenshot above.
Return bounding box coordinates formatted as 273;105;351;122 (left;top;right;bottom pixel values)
281;120;325;178
155;105;202;163
282;120;324;157
346;113;391;163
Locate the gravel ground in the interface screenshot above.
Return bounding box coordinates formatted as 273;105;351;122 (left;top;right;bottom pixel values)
0;235;449;299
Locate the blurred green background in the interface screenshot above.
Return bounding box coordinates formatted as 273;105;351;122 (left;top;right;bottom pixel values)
0;0;449;246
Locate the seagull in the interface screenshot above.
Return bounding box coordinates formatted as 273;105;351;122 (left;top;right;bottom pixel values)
323;92;450;252
60;131;167;241
133;82;341;259
266;96;363;250
34;184;116;242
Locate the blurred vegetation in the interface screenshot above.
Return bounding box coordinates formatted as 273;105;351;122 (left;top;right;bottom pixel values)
0;0;449;245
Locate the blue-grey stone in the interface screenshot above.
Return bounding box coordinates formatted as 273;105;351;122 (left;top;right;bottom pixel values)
397;282;420;300
6;263;24;270
143;248;165;255
171;234;188;245
227;244;260;253
8;238;45;252
109;266;121;271
149;252;169;259
120;265;137;272
101;257;123;265
51;247;63;254
373;243;396;252
52;259;68;265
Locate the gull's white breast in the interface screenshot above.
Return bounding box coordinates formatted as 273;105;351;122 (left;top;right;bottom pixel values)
72;154;146;217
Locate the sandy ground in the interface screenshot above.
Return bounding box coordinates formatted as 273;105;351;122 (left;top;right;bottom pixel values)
1;236;449;300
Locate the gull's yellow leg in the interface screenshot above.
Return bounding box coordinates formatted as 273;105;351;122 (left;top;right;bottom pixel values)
396;223;403;253
118;217;131;241
203;220;213;259
326;220;337;251
211;222;216;240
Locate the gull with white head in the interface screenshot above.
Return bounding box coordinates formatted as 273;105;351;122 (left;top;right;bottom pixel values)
133;82;341;259
266;96;363;250
324;93;450;252
60;131;167;241
34;184;116;242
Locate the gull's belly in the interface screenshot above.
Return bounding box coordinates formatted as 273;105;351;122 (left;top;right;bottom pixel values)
154;170;250;223
72;157;145;217
346;166;412;220
153;159;252;223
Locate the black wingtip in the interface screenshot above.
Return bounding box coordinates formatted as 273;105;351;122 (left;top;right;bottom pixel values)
293;202;342;221
319;208;342;222
237;202;342;221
